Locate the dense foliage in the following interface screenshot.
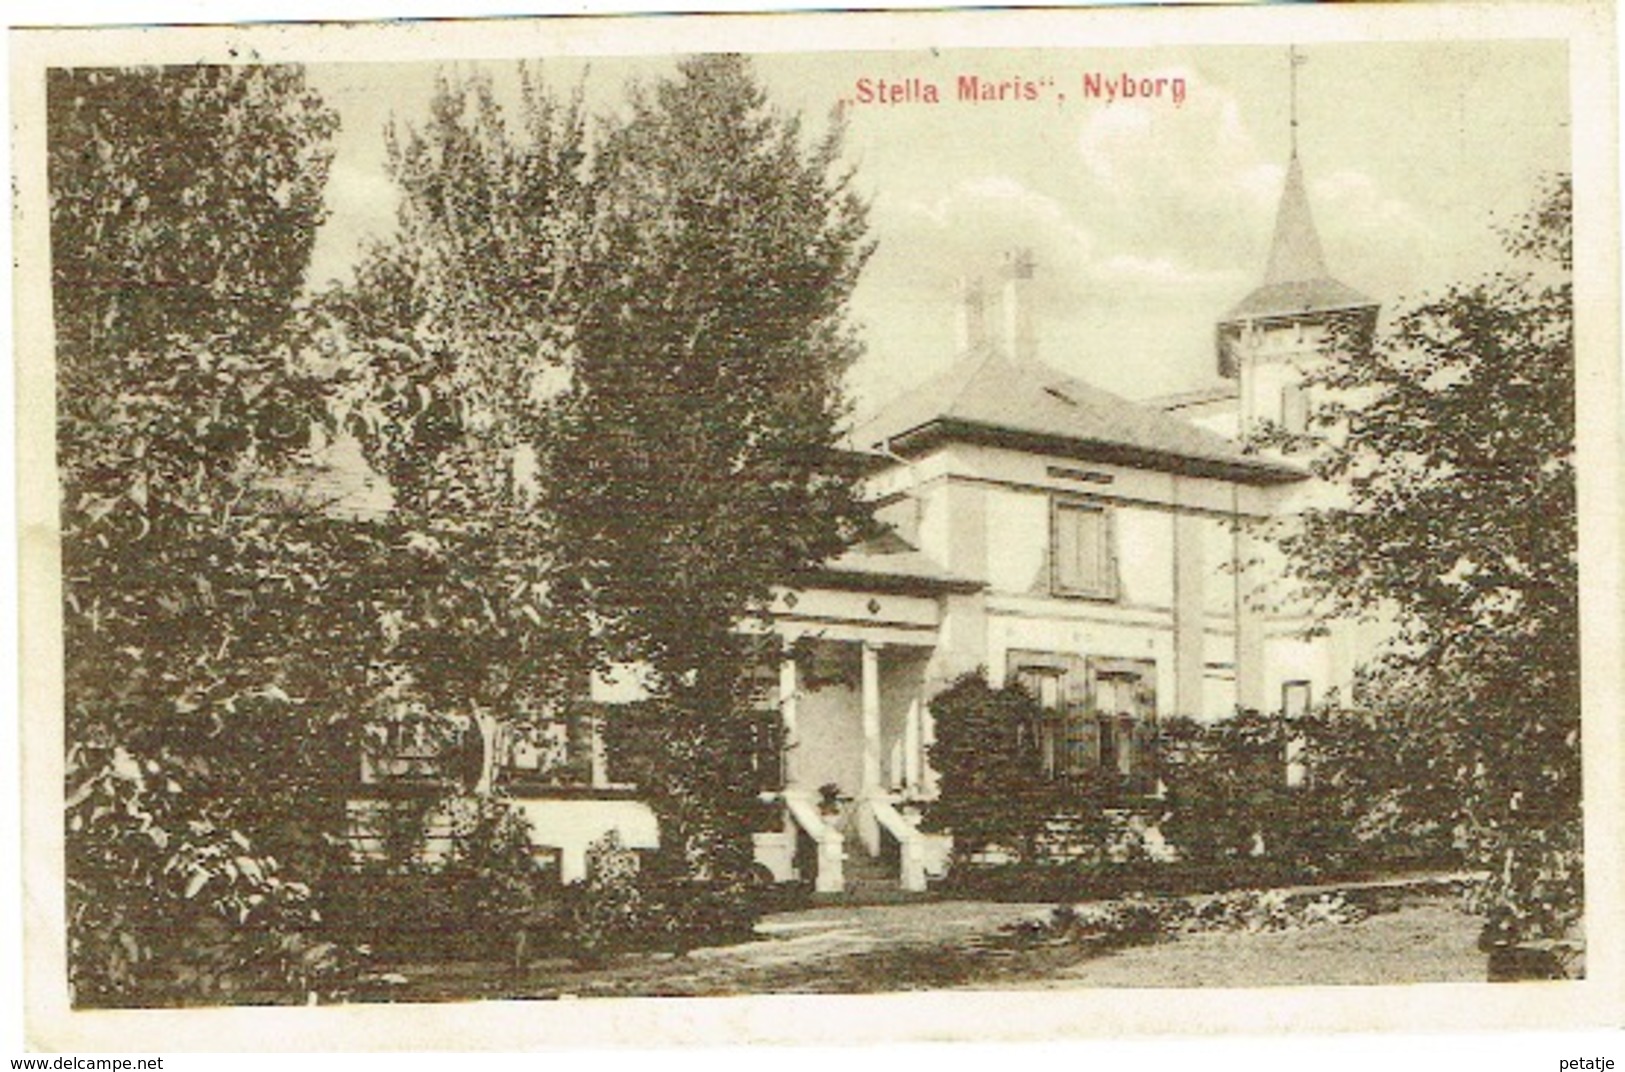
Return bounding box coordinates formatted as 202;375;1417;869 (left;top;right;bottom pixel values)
320;794;557;967
332;56;873;883
547;54;874;877
925;672;1111;864
321;67;597;725
598;697;785;880
1157;711;1459;873
56;56;873;1002
51;64;356;1005
929;675;1462;892
1259;176;1579;950
559;832;765;963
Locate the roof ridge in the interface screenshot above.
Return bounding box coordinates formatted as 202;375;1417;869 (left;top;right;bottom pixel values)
992;356;1267;460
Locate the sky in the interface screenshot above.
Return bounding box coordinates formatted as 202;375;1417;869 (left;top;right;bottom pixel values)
303;41;1568;413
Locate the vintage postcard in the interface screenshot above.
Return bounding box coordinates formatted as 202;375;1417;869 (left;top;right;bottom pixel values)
10;0;1622;1054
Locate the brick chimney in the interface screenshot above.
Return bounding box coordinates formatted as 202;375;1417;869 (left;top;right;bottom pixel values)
1002;248;1036;363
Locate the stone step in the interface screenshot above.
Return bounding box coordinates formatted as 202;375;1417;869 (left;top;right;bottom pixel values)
844;851;894;872
811;885;934;907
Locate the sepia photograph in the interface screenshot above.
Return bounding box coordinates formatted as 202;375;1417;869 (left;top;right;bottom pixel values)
9;0;1621;1053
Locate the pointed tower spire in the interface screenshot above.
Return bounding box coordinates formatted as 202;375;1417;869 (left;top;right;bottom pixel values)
1262;152;1329;285
1215;46;1378;378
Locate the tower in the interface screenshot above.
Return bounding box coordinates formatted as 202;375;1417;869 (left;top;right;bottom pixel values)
1215;49;1379;442
1210;48;1385;716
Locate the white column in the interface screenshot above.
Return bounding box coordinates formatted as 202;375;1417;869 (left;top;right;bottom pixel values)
779;655;799;789
921;704;938;799
861;642;882;792
473;712;500;795
1235;526;1267;714
859;641;883;856
1173;507;1206;719
903;695;922;793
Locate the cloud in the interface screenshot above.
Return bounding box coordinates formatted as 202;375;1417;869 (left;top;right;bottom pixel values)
1311;168;1436;293
1073;66;1286;274
870;175;1100;324
1069;64;1433;307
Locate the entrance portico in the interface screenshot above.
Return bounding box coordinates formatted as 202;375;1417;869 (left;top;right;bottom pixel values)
756;557;976;894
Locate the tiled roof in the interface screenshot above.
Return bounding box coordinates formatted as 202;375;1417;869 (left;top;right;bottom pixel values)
1224;276;1376;322
1223;153;1376;323
847;348;1303;486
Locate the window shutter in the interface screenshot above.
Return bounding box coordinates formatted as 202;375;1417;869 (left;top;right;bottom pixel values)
1062;656;1097;773
1054;501;1110;596
1055;502;1081;590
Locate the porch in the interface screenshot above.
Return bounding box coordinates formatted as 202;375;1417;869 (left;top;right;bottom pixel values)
751;630;953;897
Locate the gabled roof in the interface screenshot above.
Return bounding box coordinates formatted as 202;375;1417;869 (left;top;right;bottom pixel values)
1223;153;1376;323
848;348;1304;486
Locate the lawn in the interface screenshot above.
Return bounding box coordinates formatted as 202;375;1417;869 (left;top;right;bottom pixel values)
989;896;1486;989
350;889;1488;1002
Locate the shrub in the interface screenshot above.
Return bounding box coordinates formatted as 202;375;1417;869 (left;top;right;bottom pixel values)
637;878;763;953
444;796;561;967
1052;895;1170;950
926;671;1111;864
558;832;768;961
1157;710;1465;876
319;795;559;965
600;699;785;882
559;831;646;964
1468;816;1583;951
66;742;347;1007
1031;884;1388;955
1157;714;1287;865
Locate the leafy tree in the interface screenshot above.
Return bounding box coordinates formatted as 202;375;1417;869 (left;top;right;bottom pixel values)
321;68;596;723
548;55;875;876
1261;176;1578;955
307;70;603;967
51;65;336;359
51;64;355;1004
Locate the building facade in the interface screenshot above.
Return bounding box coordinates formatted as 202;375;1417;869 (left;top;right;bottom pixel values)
351;146;1387;895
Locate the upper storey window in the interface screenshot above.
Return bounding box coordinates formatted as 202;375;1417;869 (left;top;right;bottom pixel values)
1051;499;1115;600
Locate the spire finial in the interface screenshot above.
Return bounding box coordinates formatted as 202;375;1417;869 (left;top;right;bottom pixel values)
1289;45;1307;158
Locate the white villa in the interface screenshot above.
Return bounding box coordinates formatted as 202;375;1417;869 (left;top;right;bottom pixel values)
351;144;1389;896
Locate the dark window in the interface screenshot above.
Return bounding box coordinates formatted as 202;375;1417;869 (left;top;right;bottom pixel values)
360;710;484;789
1014;665;1071;777
1094;671;1142;778
1009;651;1156;790
745;662;789;793
502;709;600;789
